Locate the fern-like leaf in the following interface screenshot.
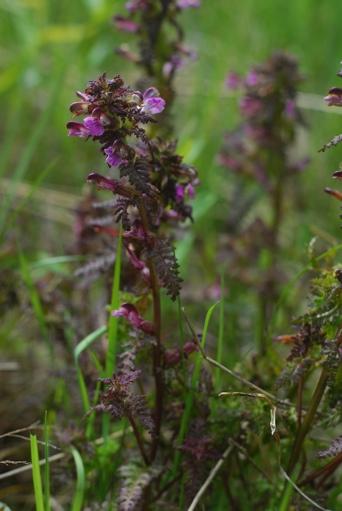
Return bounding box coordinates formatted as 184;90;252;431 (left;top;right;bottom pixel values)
149;237;182;300
317;436;342;458
118;462;161;511
319;133;342;152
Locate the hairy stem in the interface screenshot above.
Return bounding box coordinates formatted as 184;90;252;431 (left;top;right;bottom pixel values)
137;199;164;462
147;258;164;461
296;375;304;427
287;367;329;474
258;159;284;355
300;452;342;487
143;0;172;78
128;415;150;466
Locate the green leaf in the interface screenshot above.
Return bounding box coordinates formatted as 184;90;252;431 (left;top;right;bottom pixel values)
70;447;85;511
74;325;106;413
30;434;45;511
43;411;51;511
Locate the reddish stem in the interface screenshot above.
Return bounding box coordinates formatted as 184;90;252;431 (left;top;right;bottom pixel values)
137;199;164;462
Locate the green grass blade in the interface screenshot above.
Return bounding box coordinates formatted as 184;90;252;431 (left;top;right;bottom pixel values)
6;158;58;228
30;434;45;511
193;300;221;383
74;325;107;413
215;275;225;391
74;325;107;362
279;466;303;511
85;352;103;439
18;249;51;353
76;366;91;415
30;255;86;271
70;447;85;511
43;411;51;511
0;65;65;238
103;229;122;437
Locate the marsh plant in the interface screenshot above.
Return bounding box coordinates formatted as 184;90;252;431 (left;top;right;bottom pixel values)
114;0;200;112
3;3;341;508
60;62;341;509
219;52;309;354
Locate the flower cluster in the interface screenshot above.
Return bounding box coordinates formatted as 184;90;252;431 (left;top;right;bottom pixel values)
218;53;308;354
322;62;342;205
98;369;155;437
220;52;306;190
67;73;200;482
67;74;198;300
114;0;200;113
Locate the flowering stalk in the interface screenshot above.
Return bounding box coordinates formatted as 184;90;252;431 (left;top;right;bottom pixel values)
114;0;200;129
284;64;342;476
287;367;329;474
220;52;307;353
321;62;342;209
67;74;198;466
276;268;342;494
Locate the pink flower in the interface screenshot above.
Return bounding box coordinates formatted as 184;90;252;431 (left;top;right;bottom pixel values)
125;0;148;12
240;96;262;117
83;116;105;137
163;55;183;78
141;87;166;115
175;183;196;202
186;183;195;199
324;87;342;107
177;0;200;8
245;70;259;87
285;99;296;119
225;72;241;90
67;121;91;138
125;246;150;279
164;348;181;367
113;303;155;335
104;145;122;167
183;341;198;356
114;15;140;33
175;184;185;202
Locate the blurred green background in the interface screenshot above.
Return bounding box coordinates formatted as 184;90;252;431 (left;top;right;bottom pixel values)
1;0;342;250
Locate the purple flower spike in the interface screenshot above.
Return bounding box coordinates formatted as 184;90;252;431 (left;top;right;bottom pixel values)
183;341;198;356
175;184;185;202
113;303;155;335
245;70;259;87
164;348;181;367
240;96;262;117
225;72;241;90
114;15;140;33
104;145;122;167
177;0;200;9
175;183;195;202
83;116;105;137
67;121;90;138
125;0;148;12
163;55;183;78
285;99;296;119
141;87;166;115
186;183;195;199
